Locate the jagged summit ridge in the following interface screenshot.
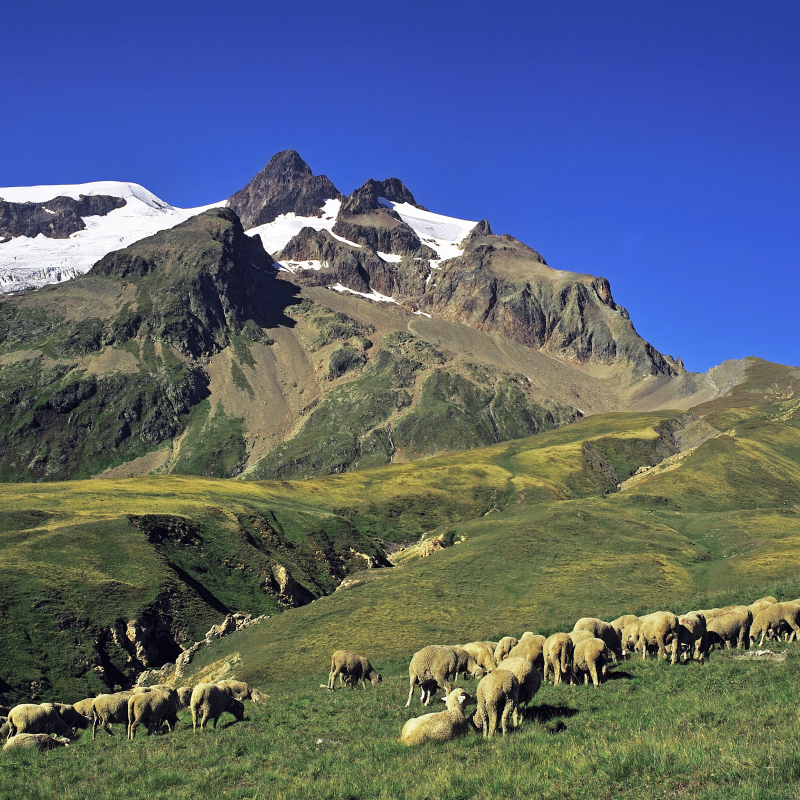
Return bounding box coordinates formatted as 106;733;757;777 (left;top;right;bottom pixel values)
227;150;344;229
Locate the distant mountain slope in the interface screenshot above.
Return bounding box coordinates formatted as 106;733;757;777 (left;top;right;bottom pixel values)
0;150;767;484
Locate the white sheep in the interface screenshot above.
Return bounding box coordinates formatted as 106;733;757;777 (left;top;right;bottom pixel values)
473;670;519;737
6;704;75;739
400;688;474;746
91;692;133;739
3;733;70;752
191;684;245;731
127;688;179;740
495;656;541;708
406;646;459;707
494;636;519;663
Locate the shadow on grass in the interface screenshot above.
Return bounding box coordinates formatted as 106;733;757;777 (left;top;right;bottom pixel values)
525;703;579;723
606;669;635;681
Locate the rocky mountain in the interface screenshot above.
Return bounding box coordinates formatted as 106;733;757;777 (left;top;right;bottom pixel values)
0;151;740;483
227;150;343;229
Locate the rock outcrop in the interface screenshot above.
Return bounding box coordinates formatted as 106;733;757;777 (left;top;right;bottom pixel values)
227;150;343;229
0;194;125;241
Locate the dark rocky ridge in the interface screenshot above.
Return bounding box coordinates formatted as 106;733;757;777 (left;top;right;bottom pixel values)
338;178;426;216
227;150;344;229
0;195;126;241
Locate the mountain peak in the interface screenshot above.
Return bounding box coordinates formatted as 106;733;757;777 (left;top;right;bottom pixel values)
339;178;426;217
227;151;343;229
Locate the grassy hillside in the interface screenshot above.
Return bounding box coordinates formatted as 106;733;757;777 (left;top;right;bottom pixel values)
3;602;800;800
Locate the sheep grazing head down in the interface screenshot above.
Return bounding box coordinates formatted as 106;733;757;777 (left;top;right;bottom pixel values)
368;671;382;687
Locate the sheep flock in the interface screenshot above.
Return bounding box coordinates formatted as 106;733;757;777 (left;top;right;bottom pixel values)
1;593;796;754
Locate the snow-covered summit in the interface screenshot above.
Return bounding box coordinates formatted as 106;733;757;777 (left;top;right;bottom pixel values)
0;180;171;209
0;181;223;293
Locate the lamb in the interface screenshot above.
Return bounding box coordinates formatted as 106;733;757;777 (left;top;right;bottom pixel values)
406;646;459;707
495;656;542;708
750;602;800;646
127;688;179;740
3;733;70;752
494;636;519;663
507;634;546;674
675;612;708;662
91;691;133;739
6;704;75;739
215;679;266;702
573;618;623;661
400;688;473;746
472;670;519;738
572;638;609;687
619;618;642;656
706;608;751;650
190;683;245;731
543;633;574;686
328;650;382;690
460;642;496;673
636;611;680;662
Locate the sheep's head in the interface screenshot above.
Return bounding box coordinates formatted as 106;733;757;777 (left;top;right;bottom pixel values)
369;672;382;687
229;699;246;722
442;689;474;712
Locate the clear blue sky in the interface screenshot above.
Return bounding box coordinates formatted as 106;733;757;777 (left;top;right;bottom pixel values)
2;1;798;372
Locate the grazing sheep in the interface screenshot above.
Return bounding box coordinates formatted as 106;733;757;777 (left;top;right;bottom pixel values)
52;703;91;730
507;634;546;674
190;684;245;731
543;633;574;686
177;687;193;709
573;638;609;687
636;611;680;662
400;688;473;746
619;618;642;657
215;680;266;702
71;698;96;725
706;608;751;650
494;636;519;663
3;734;70;752
569;630;594;648
495;656;541;708
327;651;382;690
460;642;496;673
750;602;800;646
675;612;708;662
748;600;776;619
406;646;459;707
127;688;179;740
91;692;133;739
7;704;74;739
450;647;484;680
472;671;519;738
610;614;639;642
573;618;623;661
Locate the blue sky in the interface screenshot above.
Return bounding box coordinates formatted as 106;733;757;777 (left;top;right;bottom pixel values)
2;1;798;372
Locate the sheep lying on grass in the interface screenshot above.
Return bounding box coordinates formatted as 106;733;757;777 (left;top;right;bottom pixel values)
400;688;474;746
406;646;458;707
3;734;70;752
573;638;609;687
327;651;382;690
7;704;75;740
127;688;179;740
91;692;133;739
473;670;519;738
191;684;245;731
